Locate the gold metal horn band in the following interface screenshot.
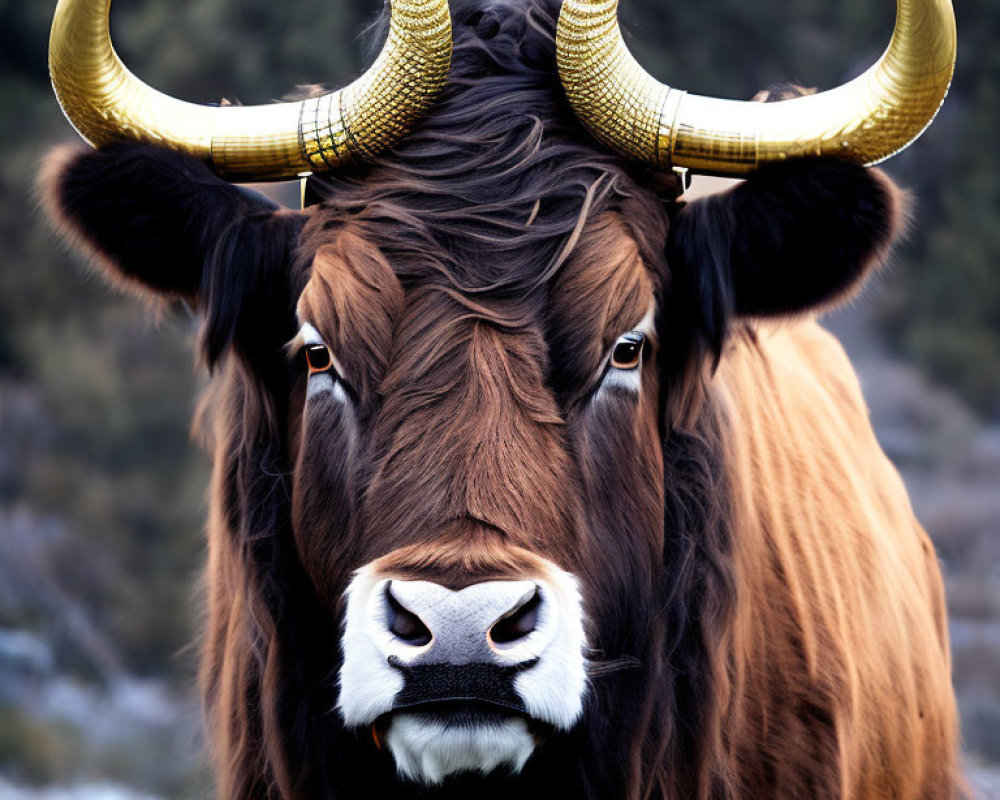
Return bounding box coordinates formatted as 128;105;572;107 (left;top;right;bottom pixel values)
556;0;956;175
49;0;452;181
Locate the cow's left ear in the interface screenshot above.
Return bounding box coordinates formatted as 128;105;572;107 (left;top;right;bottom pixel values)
666;158;905;321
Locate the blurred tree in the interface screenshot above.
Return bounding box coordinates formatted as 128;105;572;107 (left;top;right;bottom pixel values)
876;1;1000;418
0;0;374;677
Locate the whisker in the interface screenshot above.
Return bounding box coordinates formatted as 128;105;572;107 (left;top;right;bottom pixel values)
585;656;643;678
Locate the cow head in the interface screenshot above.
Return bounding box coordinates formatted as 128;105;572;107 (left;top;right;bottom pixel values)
41;0;951;795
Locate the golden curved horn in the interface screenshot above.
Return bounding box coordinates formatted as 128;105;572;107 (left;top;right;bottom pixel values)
49;0;452;181
556;0;956;174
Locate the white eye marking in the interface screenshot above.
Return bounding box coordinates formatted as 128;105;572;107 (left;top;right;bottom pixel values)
299;322;324;346
307;372;347;401
601;361;643;394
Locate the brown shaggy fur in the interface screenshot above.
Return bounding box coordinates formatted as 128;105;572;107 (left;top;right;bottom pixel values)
39;0;962;797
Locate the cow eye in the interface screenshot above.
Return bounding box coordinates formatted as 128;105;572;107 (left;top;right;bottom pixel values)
305;343;333;375
610;331;646;370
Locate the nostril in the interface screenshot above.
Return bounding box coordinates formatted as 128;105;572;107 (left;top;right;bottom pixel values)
489;589;541;646
385;586;432;646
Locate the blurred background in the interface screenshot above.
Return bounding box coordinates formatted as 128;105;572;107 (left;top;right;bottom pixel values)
0;0;997;797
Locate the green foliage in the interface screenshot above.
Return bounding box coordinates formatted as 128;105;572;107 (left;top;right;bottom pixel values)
0;705;80;784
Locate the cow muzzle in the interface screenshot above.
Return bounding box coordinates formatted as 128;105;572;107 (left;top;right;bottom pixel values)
338;565;588;784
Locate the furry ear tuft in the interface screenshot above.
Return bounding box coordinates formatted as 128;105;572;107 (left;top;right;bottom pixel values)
664;158;906;356
39;143;282;300
660;158;906;422
725;159;906;317
40;143;308;368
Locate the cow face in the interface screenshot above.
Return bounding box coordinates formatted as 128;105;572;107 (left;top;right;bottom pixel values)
284;207;665;782
43;127;899;792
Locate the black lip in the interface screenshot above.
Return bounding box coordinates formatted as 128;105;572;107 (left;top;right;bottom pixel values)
391;695;528;716
374;699;556;742
387;657;537;715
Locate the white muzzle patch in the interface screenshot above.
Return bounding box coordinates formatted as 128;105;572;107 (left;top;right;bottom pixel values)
337;562;587;784
385;713;535;784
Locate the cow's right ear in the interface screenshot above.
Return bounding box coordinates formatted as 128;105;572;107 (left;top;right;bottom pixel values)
41;143;287;301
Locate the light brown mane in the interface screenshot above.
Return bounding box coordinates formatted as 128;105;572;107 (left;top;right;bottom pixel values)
714;322;957;798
